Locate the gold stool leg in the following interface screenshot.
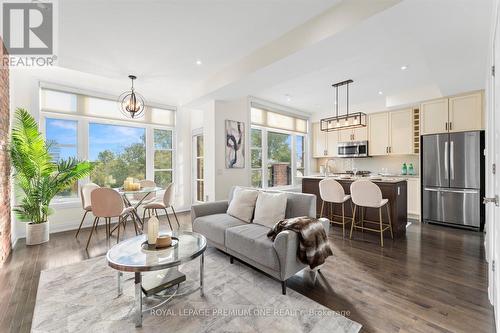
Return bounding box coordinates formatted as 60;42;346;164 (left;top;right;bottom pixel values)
361;207;365;233
386;202;394;239
379;207;384;247
349;205;357;239
320;200;325;218
341;202;345;238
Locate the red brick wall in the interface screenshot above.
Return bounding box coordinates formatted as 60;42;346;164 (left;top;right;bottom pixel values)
0;38;11;262
272;163;290;187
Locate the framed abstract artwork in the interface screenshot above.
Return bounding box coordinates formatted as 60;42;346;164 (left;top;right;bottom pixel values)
225;120;245;168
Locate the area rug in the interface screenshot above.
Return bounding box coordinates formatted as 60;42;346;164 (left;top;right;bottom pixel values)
32;247;361;332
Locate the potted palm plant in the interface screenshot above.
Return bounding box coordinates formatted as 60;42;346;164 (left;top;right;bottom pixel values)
10;108;94;245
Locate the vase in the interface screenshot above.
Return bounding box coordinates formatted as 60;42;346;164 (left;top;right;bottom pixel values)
147;216;159;245
26;221;49;245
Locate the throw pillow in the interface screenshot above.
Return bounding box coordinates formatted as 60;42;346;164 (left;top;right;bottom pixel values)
253;191;288;228
227;188;259;223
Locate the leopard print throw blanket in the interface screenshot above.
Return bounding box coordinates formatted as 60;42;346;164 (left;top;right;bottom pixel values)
267;217;333;269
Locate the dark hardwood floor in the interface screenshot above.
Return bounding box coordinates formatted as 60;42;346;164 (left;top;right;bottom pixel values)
0;213;494;333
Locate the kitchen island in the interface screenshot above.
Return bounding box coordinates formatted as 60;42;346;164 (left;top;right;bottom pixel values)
301;176;408;238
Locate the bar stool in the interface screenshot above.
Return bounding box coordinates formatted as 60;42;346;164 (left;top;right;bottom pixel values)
87;188;136;249
142;183;180;230
319;178;352;238
349;180;393;247
75;183;99;238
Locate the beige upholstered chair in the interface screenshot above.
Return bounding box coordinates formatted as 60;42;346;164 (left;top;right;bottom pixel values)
132;179;157;203
86;188;136;249
142;183;180;230
349;180;393;247
319;178;351;238
75;183;100;238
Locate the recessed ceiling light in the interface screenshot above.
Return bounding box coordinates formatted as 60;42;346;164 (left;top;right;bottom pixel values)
378;91;383;95
285;94;291;101
400;65;408;70
196;60;202;65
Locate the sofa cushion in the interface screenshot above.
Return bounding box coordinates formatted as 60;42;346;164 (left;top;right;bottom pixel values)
253;191;287;228
192;213;246;246
226;187;259;223
225;224;280;271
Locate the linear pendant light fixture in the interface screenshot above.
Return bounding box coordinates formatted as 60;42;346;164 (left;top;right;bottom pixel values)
320;79;366;132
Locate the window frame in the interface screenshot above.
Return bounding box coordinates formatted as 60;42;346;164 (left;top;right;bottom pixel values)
250;125;307;190
40;91;176;207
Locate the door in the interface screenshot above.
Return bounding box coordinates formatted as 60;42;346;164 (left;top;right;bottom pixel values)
422;134;449;187
485;6;500;327
389;108;413;155
423;187;480;228
421;98;449;135
368;112;389;156
192;133;205;203
449;131;481;189
449;92;483;132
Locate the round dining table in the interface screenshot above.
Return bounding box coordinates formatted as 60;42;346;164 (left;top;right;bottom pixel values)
116;186;163;232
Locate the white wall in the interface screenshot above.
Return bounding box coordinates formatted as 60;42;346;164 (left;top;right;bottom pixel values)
213;98;250;200
9;67;191;242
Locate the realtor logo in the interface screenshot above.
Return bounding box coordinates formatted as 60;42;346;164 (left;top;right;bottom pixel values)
2;2;53;55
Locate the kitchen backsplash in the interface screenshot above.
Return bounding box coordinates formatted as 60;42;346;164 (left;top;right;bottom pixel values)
315;155;420;175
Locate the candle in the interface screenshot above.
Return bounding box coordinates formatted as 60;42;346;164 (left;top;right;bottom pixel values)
147;216;159;245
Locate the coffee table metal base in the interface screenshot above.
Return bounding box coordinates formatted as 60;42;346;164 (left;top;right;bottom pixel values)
116;252;205;327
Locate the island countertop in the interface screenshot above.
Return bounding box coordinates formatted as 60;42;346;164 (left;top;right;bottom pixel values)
298;174;409;183
301;176;408;238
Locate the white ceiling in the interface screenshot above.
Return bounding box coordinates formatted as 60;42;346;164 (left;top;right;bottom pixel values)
253;0;493;117
57;0;340;104
55;0;493;114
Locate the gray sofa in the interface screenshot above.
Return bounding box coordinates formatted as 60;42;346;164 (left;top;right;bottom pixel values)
191;186;330;294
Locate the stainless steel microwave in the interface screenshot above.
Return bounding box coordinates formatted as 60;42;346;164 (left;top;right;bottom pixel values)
337;141;368;158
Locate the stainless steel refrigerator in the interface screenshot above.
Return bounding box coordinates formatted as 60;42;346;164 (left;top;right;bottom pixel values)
422;131;484;229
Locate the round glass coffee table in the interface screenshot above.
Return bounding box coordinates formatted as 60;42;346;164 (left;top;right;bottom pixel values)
106;231;207;327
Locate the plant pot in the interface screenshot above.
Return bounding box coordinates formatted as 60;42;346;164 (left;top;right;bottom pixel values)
26;221;50;245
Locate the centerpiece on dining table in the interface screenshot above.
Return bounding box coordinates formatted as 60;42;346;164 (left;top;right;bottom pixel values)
123;177;141;191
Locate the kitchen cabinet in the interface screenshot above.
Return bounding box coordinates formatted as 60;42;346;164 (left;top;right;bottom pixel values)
312;122;338;157
312;122;327;157
420;99;448;135
389;108;413;155
368;112;389;156
327;131;339;157
339;127;367;142
369;109;414;156
407;178;420;218
449;92;483;132
420;91;483;135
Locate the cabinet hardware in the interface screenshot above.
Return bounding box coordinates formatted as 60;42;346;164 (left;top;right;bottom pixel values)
493;163;496;175
449;122;452;131
445;122;448;130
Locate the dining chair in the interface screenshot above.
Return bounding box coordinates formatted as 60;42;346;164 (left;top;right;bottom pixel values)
319;178;352;238
132;180;157;205
75;182;100;238
349;180;393;247
142;183;180;230
87;188;136;249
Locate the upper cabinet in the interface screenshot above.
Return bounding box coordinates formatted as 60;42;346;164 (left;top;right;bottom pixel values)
449;92;483;132
389;109;413;155
312;122;338;157
420;99;448;135
369;108;414;156
338;126;367;142
368;112;389;156
420;91;483;135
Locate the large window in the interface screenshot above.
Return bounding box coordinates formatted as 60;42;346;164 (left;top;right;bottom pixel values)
40;87;176;203
154;129;173;188
250;129;262;188
89;123;146;187
250;105;308;189
46;118;78;197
